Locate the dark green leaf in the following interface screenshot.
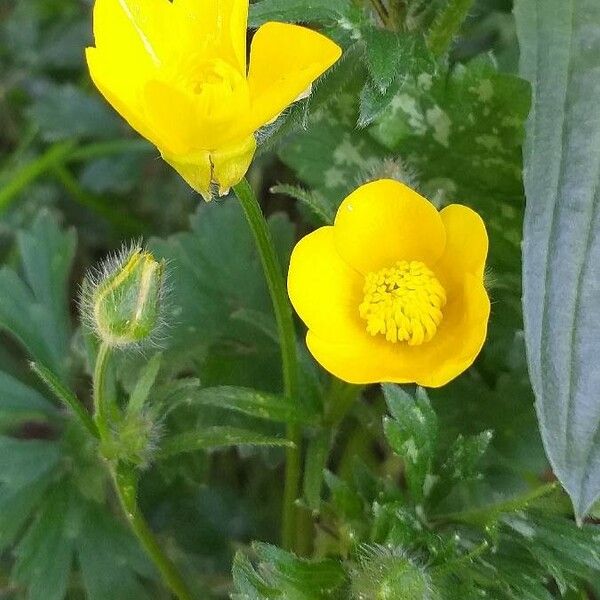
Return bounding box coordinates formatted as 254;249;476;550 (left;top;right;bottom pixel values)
248;0;349;27
26;84;122;142
0;436;61;490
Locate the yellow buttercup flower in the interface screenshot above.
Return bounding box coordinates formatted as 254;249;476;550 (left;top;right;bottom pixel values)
86;0;341;199
288;179;490;388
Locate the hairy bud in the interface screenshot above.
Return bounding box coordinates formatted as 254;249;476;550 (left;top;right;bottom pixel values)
82;245;166;347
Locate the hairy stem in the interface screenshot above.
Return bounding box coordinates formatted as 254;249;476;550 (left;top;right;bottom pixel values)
233;178;301;552
427;0;476;56
93;344;194;600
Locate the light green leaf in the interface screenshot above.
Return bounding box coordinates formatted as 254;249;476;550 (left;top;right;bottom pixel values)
127;353;162;415
382;385;437;503
516;0;600;520
181;386;317;425
303;429;331;511
159;427;294;458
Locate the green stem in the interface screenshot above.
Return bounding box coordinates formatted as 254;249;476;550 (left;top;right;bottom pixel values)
112;470;194;600
433;482;560;525
0;141;75;212
0;138;152;215
233;178;301;552
427;0;476;56
92;343;112;439
30;361;99;439
93;345;194;600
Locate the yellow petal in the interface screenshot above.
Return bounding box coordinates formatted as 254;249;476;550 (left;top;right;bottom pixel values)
333;179;446;275
246;22;342;131
305;274;490;387
161;149;212;200
288;227;364;343
172;0;248;73
143;80;198;155
435;204;489;288
86;47;163;148
211;136;257;196
92;0;168;65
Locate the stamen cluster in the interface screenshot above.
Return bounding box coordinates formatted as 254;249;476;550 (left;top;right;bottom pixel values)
359;261;447;346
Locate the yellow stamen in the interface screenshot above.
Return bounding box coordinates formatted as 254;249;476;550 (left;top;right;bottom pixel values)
359;261;447;346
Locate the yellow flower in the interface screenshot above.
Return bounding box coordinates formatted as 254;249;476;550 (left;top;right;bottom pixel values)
287;180;490;388
86;0;341;199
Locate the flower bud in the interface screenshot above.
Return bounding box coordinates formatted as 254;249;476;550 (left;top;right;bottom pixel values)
84;246;165;347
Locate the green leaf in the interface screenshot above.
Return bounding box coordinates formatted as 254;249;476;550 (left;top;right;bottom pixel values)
30;361;98;438
0;436;61;490
0;477;54;551
77;501;153;600
324;470;363;521
303;429;331;511
159;426;294;458
127;352;162;415
369;56;530;211
0;369;56;417
382;385;438;503
515;0;600;520
26;83;122;142
0;210;76;379
248;0;349;27
362;26;435;94
12;485;78;600
180;386;317;425
150;201;294;391
271;183;335;225
232;543;347;600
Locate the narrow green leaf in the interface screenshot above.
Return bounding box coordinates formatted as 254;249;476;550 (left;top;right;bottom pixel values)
127;353;162;414
303;429;331;511
516;0;600;520
159;427;294;458
182;386;317;425
30;362;99;438
271;183;335;225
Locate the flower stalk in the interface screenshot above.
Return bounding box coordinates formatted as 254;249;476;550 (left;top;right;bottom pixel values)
233;178;302;552
93;344;194;600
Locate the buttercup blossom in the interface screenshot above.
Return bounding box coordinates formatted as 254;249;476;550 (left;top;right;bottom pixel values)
288;180;490;387
86;0;341;199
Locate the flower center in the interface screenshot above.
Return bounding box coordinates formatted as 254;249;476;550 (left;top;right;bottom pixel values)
192;59;249;119
359;261;447;346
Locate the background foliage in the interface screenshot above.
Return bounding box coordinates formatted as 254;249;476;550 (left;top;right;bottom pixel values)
0;0;599;598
